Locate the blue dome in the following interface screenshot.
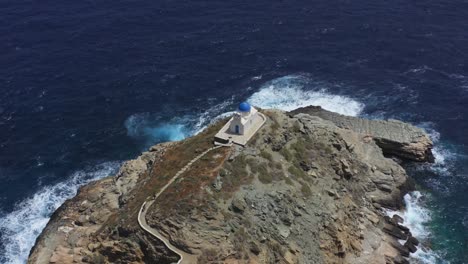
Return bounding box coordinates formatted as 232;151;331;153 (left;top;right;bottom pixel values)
238;102;251;112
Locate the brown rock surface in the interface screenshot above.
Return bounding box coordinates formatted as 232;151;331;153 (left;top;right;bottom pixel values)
28;108;433;264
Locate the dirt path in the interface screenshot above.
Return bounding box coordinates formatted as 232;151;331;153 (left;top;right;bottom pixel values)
138;144;229;264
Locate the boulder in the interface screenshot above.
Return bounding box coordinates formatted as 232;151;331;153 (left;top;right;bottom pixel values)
230;197;247;214
392;214;404;224
390;240;410;257
407;236;419;246
404;241;417;253
383;224;408;240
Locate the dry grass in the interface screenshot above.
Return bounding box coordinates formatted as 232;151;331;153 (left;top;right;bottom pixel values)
111;118;230;226
217;154;252;199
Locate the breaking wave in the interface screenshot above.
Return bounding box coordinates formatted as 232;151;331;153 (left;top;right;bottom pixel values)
247;75;364;116
386;192;447;264
385;122;458;264
418;123;458;175
124;99;234;147
0;162;120;264
124;75;365;147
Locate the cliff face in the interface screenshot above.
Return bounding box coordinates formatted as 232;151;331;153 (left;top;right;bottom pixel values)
28;107;432;264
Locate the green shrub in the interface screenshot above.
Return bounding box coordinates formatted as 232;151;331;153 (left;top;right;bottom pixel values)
258;164;272;184
288;165;306;179
271;122;280;132
219;168;227;177
280;147;293;161
260;150;273;161
274;162;282;170
230;155;248;177
301;183;312;197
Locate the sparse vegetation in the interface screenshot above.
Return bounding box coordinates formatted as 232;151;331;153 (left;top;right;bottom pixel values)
288;165;307;179
217;154;253;199
301;182;312;197
260;150;273;161
233;227;249;258
198;248;219;262
91;254;105;264
219;168;227;177
271;122;280;132
280;147;293;161
249;160;272;184
293;121;302;133
265;111;281;132
291;139;306;155
274;162;282;170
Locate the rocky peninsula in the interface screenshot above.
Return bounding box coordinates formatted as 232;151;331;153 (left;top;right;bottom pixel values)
27;106;433;264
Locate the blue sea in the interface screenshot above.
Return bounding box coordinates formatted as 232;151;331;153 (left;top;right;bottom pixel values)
0;0;467;263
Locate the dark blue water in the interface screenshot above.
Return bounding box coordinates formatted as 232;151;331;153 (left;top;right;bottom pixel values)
1;0;467;263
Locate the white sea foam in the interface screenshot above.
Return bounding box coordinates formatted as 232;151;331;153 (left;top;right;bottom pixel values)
0;162;119;264
125;113;189;144
125;75;364;144
387;192;431;239
192;98;234;134
383;122;456;263
417;122;459;177
386;192;448;264
193;75;364;134
247;75;364;116
124;98;236;145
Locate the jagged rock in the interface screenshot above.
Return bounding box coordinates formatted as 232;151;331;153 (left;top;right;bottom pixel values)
384;223;408;240
392;214;404;224
230;197;247;213
87;242;101;252
75;215;88;226
249;241;261;255
404;240;417;253
407;235;419;246
386;254;410;264
390;240;410;257
350;240;363;252
397;224;410;234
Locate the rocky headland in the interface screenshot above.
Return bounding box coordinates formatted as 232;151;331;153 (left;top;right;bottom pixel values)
27;106;433;264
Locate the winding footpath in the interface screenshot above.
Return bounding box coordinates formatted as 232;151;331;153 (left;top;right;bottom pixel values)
138;144;230;264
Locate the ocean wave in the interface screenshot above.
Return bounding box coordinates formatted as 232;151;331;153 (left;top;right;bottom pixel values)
246;75;364;116
124;99;235;146
416;122;459;177
192;98;234;134
124;113;189;145
124;75;364;146
385;192;447;264
0;162;120;264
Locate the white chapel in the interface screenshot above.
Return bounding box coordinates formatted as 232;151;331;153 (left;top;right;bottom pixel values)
229;102;258;135
214;102;266;146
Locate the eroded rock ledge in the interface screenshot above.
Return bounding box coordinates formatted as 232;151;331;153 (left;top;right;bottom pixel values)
28;107;433;264
289;106;434;162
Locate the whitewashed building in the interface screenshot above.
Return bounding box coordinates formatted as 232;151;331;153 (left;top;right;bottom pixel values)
214;102;266;146
229;102;258;135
